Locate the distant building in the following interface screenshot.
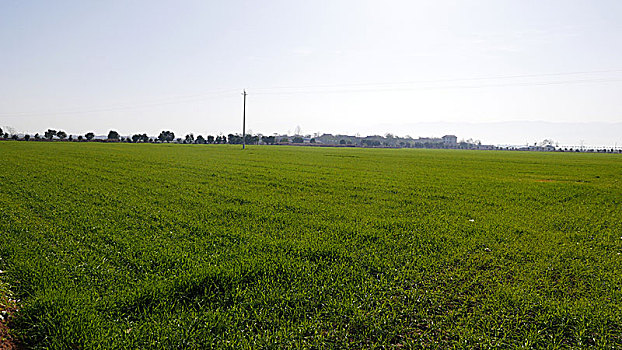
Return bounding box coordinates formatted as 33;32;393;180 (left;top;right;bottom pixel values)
442;135;457;145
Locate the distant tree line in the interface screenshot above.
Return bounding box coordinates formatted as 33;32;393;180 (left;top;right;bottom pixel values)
1;128;621;153
0;129;279;146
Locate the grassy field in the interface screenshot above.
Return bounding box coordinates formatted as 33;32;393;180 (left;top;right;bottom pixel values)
0;142;621;348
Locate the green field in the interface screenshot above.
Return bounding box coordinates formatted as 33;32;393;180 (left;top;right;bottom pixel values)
0;142;621;348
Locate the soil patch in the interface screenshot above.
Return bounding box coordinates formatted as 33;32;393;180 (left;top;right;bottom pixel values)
0;284;20;349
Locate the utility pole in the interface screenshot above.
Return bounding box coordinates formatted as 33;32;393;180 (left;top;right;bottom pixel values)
242;89;247;150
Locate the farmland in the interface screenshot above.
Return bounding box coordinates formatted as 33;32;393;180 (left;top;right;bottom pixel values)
0;142;621;348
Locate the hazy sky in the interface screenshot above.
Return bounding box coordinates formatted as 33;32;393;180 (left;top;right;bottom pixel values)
1;0;621;145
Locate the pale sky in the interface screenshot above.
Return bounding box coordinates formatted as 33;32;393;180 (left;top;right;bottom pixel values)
1;0;621;145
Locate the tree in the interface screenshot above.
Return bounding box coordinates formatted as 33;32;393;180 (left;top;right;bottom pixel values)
310;138;316;143
539;139;555;147
107;130;120;140
130;134;148;143
24;134;31;141
158;131;175;143
44;129;57;140
85;132;95;141
195;135;206;144
3;133;8;139
280;137;289;143
243;134;254;145
0;127;3;137
213;135;227;144
184;134;195;144
78;135;83;141
262;135;275;145
11;134;18;140
34;133;40;140
228;134;242;144
207;135;215;144
68;135;73;141
55;130;67;140
292;136;304;143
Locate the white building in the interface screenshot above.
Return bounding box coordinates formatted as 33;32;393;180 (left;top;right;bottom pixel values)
442;135;458;145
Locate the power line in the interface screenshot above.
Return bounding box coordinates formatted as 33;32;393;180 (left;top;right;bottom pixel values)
249;68;622;92
0;89;240;118
253;77;622;96
2;69;622;118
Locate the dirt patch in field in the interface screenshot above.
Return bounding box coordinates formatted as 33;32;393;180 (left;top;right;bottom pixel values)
0;308;20;349
0;319;20;350
0;284;21;349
